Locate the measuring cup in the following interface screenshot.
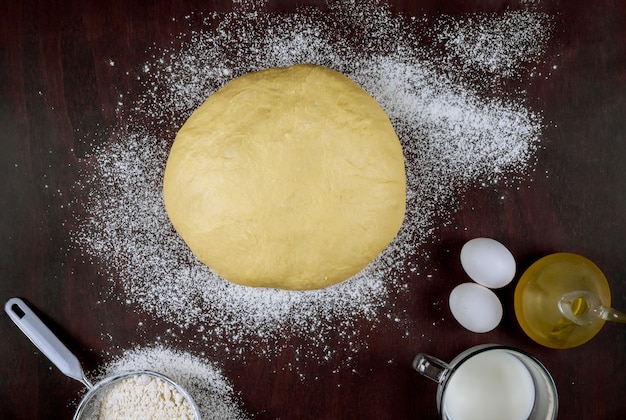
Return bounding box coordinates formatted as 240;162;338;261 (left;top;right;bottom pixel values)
5;298;201;419
413;344;557;420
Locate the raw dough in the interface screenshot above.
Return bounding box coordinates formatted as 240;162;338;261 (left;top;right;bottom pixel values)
163;64;406;290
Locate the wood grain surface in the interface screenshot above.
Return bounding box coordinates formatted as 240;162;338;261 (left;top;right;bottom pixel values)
1;0;625;418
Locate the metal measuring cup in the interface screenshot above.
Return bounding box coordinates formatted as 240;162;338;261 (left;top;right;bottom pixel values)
5;298;201;419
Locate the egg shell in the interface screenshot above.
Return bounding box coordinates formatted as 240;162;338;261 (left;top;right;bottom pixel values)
449;282;503;333
460;237;516;288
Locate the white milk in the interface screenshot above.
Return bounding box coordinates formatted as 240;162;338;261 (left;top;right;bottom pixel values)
443;350;536;420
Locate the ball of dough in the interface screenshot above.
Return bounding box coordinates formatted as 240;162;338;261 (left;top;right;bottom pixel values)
163;64;406;290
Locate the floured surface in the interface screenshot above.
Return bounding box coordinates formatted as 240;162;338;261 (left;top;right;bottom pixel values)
73;1;554;373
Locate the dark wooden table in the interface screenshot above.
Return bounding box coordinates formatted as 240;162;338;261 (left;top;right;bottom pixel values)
1;0;625;418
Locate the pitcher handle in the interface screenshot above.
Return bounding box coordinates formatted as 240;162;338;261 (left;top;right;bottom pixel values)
413;353;449;383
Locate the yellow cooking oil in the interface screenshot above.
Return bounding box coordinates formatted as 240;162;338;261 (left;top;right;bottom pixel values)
514;253;611;349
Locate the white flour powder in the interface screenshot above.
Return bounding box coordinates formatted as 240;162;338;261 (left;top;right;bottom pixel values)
98;374;194;419
432;10;552;81
93;346;248;420
72;0;554;376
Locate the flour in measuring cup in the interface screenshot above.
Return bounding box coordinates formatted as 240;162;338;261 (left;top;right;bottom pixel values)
98;374;194;419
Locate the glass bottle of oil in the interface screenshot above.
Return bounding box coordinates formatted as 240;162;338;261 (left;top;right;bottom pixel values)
514;253;611;349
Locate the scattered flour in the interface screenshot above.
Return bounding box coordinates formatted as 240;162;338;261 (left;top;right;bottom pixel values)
432;10;552;81
93;346;248;420
72;0;554;375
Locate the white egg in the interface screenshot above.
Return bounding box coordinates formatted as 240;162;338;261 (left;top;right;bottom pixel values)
449;282;503;333
460;237;516;288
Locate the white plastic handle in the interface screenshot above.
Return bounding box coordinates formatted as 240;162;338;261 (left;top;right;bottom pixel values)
4;298;92;388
